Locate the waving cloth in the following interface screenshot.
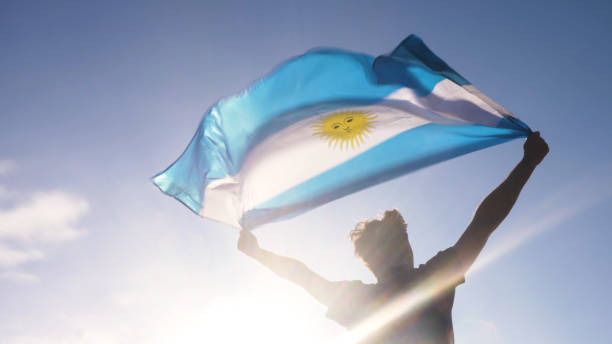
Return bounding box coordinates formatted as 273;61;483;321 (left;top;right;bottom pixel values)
153;35;531;229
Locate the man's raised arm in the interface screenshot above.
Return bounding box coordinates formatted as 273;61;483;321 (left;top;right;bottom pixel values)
238;230;337;304
453;132;549;273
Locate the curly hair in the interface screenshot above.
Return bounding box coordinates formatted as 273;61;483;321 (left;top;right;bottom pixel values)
349;209;409;261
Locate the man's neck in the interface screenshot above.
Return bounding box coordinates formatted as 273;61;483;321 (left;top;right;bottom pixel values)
376;265;414;285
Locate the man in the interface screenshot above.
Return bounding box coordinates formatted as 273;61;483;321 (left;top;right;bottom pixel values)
238;132;549;343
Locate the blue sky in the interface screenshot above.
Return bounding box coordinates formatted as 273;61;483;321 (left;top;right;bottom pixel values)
1;0;611;343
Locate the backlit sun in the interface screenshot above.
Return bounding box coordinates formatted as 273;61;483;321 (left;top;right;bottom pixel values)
312;111;377;149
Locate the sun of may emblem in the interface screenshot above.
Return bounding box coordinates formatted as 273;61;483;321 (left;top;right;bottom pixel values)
312;111;377;149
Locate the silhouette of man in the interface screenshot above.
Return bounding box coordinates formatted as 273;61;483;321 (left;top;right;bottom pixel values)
238;132;549;343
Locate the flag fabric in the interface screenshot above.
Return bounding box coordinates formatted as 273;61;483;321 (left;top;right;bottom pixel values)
153;35;531;229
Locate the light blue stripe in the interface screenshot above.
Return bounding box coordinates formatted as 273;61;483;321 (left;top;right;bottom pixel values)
215;49;402;174
240;118;529;229
153;49;404;214
374;34;470;95
153;35;529;222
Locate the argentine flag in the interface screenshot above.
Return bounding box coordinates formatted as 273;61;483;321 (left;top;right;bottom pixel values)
153;35;531;229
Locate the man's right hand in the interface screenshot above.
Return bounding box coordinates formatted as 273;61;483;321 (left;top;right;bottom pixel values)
238;229;261;258
523;131;549;168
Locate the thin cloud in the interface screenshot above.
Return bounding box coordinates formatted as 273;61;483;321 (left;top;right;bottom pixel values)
0;160;17;176
0;192;89;243
0;185;14;201
0;175;89;282
0;270;40;283
0;244;44;267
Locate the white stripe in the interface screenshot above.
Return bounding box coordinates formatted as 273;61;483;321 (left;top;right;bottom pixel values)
201;110;427;226
382;79;506;127
199;80;506;227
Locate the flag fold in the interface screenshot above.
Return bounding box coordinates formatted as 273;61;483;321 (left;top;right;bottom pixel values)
153;35;530;229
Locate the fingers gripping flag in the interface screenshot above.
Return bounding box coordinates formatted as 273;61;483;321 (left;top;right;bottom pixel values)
153;35;531;229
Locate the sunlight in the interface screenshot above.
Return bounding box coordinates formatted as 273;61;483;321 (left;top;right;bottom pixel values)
469;170;612;275
338;270;465;343
340;170;612;342
151;289;319;344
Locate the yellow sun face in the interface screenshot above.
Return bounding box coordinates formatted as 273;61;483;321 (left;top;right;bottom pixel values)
312;111;377;149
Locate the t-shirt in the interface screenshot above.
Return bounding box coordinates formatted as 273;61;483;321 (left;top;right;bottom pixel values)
324;247;466;344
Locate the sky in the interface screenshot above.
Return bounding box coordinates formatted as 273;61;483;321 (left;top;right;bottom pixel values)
1;0;611;343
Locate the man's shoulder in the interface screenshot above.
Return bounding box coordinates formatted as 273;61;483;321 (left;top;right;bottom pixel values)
324;280;378;327
324;279;376;304
423;246;460;267
415;246;465;286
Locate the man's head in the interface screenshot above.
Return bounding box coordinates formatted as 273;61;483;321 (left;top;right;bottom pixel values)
350;209;414;278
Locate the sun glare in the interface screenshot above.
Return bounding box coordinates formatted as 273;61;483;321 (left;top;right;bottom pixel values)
339;171;612;343
156;290;323;344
